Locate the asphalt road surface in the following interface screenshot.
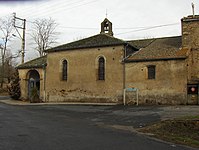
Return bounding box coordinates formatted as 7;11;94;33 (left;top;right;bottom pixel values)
0;96;10;100
0;100;198;150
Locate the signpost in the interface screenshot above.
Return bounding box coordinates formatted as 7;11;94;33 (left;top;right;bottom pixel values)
123;87;139;106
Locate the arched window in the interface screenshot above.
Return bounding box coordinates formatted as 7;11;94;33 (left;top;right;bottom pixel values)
98;57;105;80
62;60;68;81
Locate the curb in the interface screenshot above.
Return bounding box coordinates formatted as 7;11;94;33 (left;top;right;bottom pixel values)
0;99;118;106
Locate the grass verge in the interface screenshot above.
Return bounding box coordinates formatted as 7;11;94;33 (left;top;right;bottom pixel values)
139;116;199;148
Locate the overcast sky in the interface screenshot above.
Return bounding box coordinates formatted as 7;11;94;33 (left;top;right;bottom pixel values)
0;0;198;61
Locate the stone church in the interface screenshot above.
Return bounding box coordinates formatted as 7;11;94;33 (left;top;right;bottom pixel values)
17;15;199;105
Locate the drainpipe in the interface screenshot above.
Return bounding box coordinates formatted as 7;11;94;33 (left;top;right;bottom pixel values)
42;63;47;102
122;44;127;105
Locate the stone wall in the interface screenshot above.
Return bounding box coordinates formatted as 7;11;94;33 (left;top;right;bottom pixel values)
182;15;199;83
182;15;199;49
125;59;187;105
186;48;199;83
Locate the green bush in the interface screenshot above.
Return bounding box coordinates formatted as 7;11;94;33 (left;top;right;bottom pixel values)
7;70;21;100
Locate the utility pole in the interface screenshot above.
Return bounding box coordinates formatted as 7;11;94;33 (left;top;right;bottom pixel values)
13;12;26;64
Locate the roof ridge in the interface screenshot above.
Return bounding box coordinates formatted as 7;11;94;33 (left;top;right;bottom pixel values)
129;47;144;57
63;33;125;46
128;35;181;42
101;33;125;42
143;39;156;48
45;34;99;51
46;33;127;52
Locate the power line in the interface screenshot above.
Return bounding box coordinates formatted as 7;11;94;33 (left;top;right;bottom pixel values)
17;18;180;37
58;26;97;30
114;27;154;30
0;0;51;18
0;0;101;21
56;22;179;32
14;0;53;17
1;1;179;36
23;22;181;43
57;26;153;30
22;0;88;19
23;0;101;19
115;23;179;35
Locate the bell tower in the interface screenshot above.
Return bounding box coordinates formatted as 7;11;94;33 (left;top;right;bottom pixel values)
100;18;113;36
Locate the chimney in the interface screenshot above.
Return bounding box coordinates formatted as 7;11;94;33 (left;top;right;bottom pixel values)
181;15;199;49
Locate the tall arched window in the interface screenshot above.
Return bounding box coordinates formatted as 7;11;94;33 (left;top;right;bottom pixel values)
98;57;105;80
62;60;68;81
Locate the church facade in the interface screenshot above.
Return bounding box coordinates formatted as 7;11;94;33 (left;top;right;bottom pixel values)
17;15;199;105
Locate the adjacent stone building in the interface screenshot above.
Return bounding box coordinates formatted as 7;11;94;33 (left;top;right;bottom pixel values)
17;15;199;105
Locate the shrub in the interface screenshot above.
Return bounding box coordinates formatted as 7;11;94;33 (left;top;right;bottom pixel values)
7;70;21;100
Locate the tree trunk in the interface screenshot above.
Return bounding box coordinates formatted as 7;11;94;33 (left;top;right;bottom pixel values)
0;62;4;88
1;38;8;88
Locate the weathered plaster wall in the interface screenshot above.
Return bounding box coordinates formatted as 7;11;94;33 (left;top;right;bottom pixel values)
45;45;124;103
18;68;44;101
125;60;187;105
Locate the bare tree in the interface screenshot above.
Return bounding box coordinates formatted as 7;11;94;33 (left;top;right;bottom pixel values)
4;49;16;83
31;18;58;57
0;16;14;88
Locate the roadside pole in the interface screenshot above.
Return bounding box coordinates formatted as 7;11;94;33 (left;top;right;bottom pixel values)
13;12;26;64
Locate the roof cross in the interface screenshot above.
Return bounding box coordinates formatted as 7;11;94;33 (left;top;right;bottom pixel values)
106;9;108;18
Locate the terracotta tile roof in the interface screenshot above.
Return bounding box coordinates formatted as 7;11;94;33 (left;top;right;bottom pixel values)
46;33;127;52
17;55;47;69
126;36;188;62
17;35;188;69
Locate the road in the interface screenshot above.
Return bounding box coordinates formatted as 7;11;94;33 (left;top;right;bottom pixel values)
0;98;198;150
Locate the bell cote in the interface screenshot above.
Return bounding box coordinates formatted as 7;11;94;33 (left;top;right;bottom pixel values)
100;18;113;36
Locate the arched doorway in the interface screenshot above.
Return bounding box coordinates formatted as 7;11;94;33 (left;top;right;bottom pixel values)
27;70;40;100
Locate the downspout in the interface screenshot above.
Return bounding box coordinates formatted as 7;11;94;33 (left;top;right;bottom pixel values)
42;63;47;102
123;44;127;105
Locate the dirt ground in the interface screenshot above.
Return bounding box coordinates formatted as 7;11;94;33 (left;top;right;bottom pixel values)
139;116;199;148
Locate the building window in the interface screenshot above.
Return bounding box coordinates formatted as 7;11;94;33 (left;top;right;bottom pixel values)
62;60;68;81
147;65;156;79
98;57;105;80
